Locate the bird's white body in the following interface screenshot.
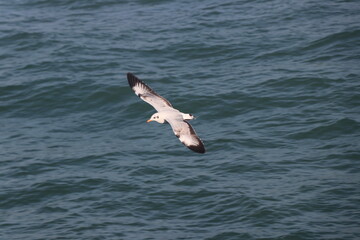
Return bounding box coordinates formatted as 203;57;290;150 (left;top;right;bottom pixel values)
148;111;194;124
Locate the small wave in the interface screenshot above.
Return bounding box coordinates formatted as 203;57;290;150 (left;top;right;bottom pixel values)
0;80;128;118
303;29;360;51
261;76;335;90
288;118;359;140
255;29;360;61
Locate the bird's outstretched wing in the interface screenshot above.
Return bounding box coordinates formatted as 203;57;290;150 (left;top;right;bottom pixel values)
168;119;205;154
127;73;173;112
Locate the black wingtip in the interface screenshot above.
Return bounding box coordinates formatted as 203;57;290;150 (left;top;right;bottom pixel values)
127;72;139;88
188;143;206;154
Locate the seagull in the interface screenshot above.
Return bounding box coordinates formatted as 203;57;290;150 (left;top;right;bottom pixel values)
127;72;205;154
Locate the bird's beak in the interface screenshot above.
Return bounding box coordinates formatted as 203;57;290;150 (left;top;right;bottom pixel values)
146;119;152;123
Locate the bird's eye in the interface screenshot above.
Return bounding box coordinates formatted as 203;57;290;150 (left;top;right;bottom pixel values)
189;114;193;117
157;116;159;118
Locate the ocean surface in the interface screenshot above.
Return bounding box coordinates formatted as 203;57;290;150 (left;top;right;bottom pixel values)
1;0;359;239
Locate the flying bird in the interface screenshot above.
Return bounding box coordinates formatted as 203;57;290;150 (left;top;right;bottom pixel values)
127;73;205;154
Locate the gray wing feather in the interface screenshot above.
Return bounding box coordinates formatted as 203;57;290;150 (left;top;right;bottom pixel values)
168;119;205;154
127;73;173;111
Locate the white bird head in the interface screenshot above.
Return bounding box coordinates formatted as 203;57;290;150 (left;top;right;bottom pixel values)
147;113;166;124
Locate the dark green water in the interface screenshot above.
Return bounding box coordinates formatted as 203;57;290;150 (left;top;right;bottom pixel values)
1;0;359;239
